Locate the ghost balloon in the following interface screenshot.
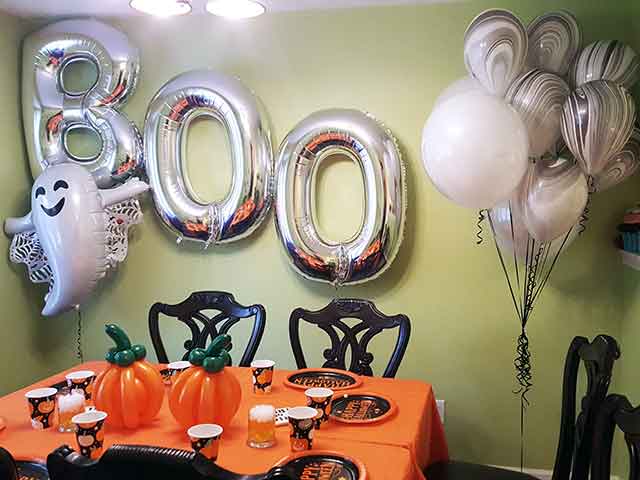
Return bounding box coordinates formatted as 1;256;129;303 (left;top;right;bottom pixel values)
4;164;149;316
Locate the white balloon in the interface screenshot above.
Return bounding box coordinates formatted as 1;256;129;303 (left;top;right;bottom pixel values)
434;76;484;108
422;90;529;209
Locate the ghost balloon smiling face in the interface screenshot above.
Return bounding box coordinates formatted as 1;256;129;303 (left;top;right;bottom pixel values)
35;180;68;217
4;163;149;316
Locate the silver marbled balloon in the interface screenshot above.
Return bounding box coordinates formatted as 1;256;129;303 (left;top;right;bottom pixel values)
561;80;636;176
520;155;588;243
464;9;528;97
526;10;582;77
570;40;640;89
274;109;406;286
595;126;640;191
506;69;570;158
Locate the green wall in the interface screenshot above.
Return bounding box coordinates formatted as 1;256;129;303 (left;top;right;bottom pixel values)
4;0;639;470
0;11;78;394
615;0;640;476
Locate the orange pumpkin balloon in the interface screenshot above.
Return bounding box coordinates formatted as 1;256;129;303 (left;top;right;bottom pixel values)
169;365;241;430
93;324;164;429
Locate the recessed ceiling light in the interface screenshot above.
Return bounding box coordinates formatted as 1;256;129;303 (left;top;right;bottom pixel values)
130;0;192;17
206;0;266;19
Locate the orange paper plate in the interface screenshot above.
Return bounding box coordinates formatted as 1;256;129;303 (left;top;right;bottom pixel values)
329;392;397;425
284;368;363;391
275;450;367;480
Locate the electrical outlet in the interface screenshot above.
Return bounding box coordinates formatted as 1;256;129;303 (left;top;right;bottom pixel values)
436;399;445;424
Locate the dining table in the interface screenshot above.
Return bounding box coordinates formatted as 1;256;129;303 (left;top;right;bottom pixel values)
0;361;449;479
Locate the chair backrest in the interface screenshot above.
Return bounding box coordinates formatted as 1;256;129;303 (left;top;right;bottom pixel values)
289;298;411;378
0;447;17;480
47;444;295;480
591;394;640;480
551;335;620;480
148;291;266;366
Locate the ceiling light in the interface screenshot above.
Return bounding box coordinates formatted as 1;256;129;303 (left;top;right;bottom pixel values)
130;0;192;17
206;0;266;19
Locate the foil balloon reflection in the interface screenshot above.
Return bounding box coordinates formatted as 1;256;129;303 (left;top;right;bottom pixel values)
23;19;142;182
275;109;406;286
144;70;273;246
4;164;149;316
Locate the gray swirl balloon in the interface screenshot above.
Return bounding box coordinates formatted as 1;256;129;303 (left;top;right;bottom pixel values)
505;69;570;158
561;80;636;176
22;19;142;181
595;126;640;191
144;70;273;246
526;10;582;77
274;109;406;286
570;40;640;89
464;9;528;97
520;155;588;243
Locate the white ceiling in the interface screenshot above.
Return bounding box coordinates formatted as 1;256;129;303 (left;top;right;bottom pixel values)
0;0;459;18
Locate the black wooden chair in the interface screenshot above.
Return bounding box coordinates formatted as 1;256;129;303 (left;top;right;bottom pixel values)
591;394;640;480
148;291;266;367
289;298;411;378
47;444;294;480
0;447;17;480
424;335;620;480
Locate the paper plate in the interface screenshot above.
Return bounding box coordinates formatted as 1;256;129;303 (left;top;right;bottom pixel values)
275;450;366;480
17;461;49;480
329;393;397;424
284;368;362;391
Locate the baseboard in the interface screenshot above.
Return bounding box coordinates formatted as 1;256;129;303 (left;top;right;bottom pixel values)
491;466;621;480
490;466;553;480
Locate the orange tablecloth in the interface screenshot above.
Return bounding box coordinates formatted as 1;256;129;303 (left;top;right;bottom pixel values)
0;361;448;479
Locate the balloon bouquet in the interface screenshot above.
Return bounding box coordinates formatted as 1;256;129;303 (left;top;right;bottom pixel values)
421;8;639;455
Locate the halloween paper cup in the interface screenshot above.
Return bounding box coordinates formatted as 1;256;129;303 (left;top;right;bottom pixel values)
305;387;333;428
288;406;317;452
26;387;57;429
66;370;96;401
188;423;223;461
72;410;107;459
251;360;275;394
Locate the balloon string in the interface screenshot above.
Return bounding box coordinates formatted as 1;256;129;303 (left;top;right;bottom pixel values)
487;211;523;322
76;309;84;363
579;176;595;235
475;210;486;245
514;328;532;470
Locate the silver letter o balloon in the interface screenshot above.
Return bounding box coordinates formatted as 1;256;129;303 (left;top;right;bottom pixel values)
144;70;273;246
275;109;406;286
22;19;142;182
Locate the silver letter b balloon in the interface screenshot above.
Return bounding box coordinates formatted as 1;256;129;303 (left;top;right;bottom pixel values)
275;109;406;286
23;19;143;182
144;70;273;246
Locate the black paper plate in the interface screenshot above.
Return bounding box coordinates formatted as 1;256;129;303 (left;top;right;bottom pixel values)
330;393;396;424
284;368;362;391
276;451;365;480
17;461;49;480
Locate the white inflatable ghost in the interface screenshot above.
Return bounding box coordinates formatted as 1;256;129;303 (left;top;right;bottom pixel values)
4;163;149;316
